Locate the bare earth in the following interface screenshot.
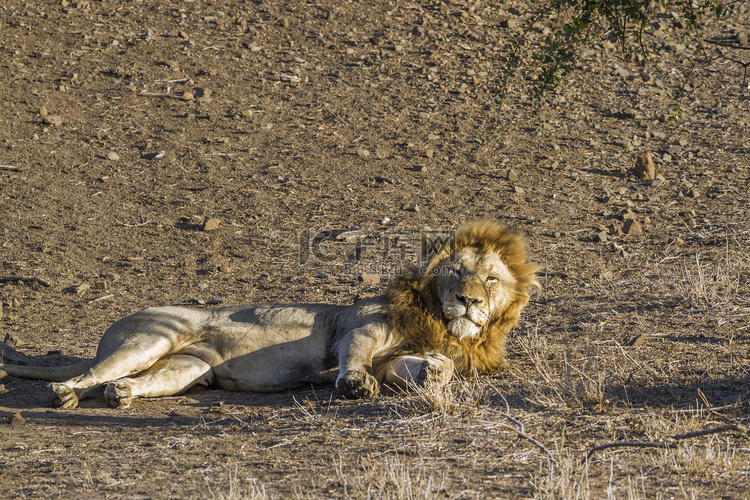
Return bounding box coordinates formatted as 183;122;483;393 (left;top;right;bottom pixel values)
1;0;749;498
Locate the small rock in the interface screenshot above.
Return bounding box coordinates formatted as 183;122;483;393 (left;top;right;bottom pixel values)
596;231;609;243
182;91;194;100
194;87;212;98
93;281;107;291
43;115;63;127
613;67;630;78
106;152;120;161
513;186;525;194
38;106;48;116
206;298;224;305
258;272;270;280
313;273;329;279
651;174;666;188
356;149;370;158
425;148;434;158
403;203;420;213
634;151;655;180
507;170;518;182
10;413;25;426
411;165;427;172
686;189;700;199
621;209;637;221
623;219;643;235
625;335;647;347
73;283;91;296
358;273;381;285
188;298;206;305
662;153;672;163
203;218;221;231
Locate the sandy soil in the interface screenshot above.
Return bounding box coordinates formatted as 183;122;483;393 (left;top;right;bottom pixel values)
1;0;749;497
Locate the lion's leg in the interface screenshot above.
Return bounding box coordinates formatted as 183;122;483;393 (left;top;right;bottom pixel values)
104;354;213;409
382;353;455;390
335;327;388;399
50;334;179;409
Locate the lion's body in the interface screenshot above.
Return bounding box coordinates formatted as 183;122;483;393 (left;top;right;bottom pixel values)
0;221;539;409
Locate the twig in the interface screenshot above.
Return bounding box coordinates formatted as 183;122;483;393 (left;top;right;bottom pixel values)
115;218;156;227
87;294;114;304
0;275;50;287
583;424;749;464
485;383;556;463
139;91;190;101
0;165;20;171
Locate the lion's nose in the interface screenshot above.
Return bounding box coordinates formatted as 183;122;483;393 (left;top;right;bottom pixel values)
457;293;482;308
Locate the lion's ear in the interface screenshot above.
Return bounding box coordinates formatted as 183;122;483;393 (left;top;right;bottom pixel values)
419;227;452;264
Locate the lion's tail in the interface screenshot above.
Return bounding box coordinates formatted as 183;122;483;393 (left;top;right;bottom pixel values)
0;361;94;382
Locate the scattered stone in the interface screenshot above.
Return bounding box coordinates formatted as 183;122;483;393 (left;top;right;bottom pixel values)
634;151;655;180
358;273;381;285
93;281;107;291
188;298;206;305
217;263;230;273
621;209;637;221
596;230;609;243
43;115;63;127
507;170;518;182
403;203;420;213
206;298;224;305
686;189;700;199
513;186;525;194
411;165;427;172
662;153;672;163
313;273;329;279
613;67;630;78
623;219;643;235
425;148;434;158
356;149;370;158
651;174;666;188
203;218;221;231
194;87;212;98
73;283;91;295
38;106;48;116
10;412;25;426
258;272;270;280
106;151;120;161
182;91;194;100
625;335;648;347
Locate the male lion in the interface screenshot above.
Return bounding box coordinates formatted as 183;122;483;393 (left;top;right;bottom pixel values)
1;221;539;409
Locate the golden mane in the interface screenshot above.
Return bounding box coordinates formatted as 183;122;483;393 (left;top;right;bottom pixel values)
386;221;540;375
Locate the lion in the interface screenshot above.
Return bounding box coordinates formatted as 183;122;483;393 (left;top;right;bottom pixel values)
0;221;539;409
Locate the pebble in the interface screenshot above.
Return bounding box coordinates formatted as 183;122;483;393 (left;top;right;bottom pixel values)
10;412;25;426
634;151;655;180
425;148;434;158
43;115;63;127
651;174;666;187
313;273;329;279
358;273;381;285
513;186;525;194
356;149;370;158
194;87;212;98
623;219;642;235
507;170;518;182
203;218;221;231
106;151;120;161
596;230;609;243
403;203;420;212
38;106;48;116
182;91;194;100
613;67;630;78
621;209;636;221
411;165;427;172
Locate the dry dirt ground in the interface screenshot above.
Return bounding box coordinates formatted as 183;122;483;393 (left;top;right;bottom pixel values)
1;0;750;498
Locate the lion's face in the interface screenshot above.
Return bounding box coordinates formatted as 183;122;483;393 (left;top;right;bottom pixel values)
432;247;517;340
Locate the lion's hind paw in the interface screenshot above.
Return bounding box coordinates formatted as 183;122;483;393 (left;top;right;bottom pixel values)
49;382;80;409
104;379;134;409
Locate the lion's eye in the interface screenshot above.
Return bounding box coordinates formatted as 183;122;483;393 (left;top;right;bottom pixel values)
486;276;500;284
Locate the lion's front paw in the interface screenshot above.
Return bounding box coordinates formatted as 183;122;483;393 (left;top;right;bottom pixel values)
49;382;79;409
336;370;380;399
418;353;455;386
104;379;133;409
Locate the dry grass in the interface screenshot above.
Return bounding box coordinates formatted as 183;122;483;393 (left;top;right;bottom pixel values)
333;453;448;500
